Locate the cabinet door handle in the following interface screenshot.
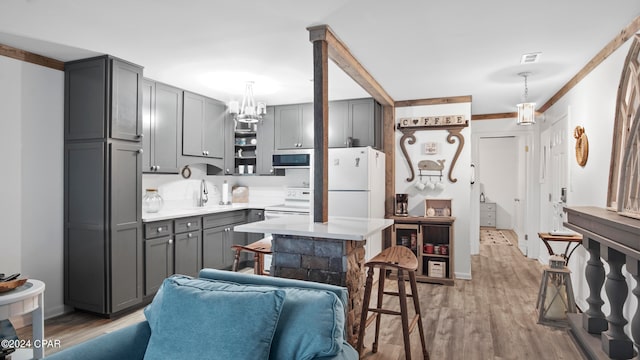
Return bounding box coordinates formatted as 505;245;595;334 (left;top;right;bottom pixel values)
155;165;160;171
188;233;193;238
138;133;144;139
187;222;192;227
138;149;144;154
168;239;173;245
157;227;163;232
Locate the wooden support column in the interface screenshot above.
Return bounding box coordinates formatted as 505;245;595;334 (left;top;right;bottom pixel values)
307;24;395;224
311;38;329;223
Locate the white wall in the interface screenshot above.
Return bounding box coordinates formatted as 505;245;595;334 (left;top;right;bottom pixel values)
395;103;472;279
540;38;632;326
0;55;65;319
478;136;517;229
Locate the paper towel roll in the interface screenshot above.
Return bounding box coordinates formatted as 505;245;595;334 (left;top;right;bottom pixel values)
221;181;229;204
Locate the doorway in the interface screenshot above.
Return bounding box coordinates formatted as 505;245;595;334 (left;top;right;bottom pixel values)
474;133;532;257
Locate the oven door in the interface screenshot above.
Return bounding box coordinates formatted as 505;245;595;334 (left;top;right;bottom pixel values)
264;210;309;220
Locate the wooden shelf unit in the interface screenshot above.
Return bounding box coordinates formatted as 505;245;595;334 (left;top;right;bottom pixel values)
389;216;455;285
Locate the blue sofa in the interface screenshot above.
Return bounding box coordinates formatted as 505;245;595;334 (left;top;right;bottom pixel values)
46;269;358;360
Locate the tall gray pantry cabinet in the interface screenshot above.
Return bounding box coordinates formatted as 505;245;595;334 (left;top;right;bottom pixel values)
64;55;144;315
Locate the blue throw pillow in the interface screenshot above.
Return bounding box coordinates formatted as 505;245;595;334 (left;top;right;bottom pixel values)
143;277;285;360
146;275;345;360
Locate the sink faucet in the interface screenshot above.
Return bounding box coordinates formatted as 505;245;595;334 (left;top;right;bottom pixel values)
199;179;208;207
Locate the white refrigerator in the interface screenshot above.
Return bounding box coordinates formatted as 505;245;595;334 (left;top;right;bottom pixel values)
328;147;386;260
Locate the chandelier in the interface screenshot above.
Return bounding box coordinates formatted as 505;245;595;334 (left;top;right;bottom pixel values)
228;81;266;124
516;72;535;126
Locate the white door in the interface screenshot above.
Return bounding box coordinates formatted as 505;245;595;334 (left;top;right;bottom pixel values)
514;136;528;254
549;117;569;232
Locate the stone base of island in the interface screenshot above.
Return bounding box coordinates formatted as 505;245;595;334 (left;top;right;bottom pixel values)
234;215;393;346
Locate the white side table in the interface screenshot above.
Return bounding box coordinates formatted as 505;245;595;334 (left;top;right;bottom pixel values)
0;280;45;359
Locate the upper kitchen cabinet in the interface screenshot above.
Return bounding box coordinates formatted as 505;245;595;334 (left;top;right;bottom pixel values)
65;55;143;142
329;98;382;149
274;103;314;150
256;106;279;175
182;91;225;159
142;79;182;173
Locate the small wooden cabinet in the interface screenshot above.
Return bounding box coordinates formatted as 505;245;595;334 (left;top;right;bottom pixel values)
390;216;455;285
480;202;496;227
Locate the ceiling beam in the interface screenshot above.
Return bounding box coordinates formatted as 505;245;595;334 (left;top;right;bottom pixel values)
308;25;394;107
395;95;472;108
471;112;517;120
0;43;64;71
538;15;640;113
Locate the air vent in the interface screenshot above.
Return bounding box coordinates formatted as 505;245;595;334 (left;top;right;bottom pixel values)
520;52;541;64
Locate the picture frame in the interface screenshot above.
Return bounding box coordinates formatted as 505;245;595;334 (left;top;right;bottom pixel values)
424;142;438;155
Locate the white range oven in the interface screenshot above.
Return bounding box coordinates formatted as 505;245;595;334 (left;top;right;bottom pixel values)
264;187;312;219
262;187;311;272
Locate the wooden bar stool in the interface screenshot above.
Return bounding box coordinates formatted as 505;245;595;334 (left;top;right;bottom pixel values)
231;237;272;275
357;246;429;360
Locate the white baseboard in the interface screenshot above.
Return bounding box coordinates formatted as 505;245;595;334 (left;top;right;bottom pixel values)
455;271;472;280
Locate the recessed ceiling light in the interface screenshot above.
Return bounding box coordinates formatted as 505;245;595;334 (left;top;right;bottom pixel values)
520;52;541;64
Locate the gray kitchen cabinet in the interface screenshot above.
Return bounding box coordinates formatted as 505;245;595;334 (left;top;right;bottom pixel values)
142;79;182;173
328;100;349;148
202;210;259;269
202;226;226;269
65;55;143;142
328;98;382;149
144;220;174;296
202;225;242;269
256;106;278;175
183;91;225;159
274;103;314;150
64;55;144;315
144;236;173;296
173;217;202;277
246;209;265;245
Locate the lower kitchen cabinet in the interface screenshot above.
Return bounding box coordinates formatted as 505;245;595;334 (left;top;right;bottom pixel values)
202;223;246;269
144;236;173;296
174;231;201;277
143;209;263;296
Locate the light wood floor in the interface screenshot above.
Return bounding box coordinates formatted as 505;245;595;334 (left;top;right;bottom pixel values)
18;229;584;359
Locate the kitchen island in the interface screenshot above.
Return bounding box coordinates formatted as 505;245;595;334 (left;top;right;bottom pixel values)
234;215;393;346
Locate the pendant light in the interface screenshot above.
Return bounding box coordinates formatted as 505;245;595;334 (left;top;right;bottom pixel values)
228;81;266;124
516;72;535;126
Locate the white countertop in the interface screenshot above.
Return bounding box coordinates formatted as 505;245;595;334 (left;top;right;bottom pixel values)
142;202;277;222
234;215;394;241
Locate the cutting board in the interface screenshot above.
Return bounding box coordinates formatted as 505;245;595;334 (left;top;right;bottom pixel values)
232;186;249;203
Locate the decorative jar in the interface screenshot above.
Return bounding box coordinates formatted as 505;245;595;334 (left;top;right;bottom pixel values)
143;189;164;213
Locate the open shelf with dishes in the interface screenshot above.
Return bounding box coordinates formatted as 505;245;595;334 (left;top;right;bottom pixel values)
233;122;257;175
389;216;455;285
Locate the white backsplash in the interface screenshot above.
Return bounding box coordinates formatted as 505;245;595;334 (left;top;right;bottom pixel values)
142;164;309;210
